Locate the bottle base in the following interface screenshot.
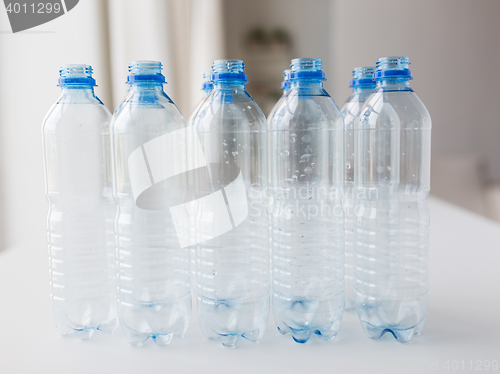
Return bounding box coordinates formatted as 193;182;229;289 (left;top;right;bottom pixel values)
277;324;339;344
121;325;183;347
119;317;189;347
53;315;118;340
272;295;344;344
197;294;270;347
117;294;192;347
359;314;428;343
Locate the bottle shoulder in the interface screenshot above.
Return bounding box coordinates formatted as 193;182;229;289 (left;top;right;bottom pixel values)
42;94;112;134
356;88;431;130
111;91;185;134
193;89;267;132
341;94;367;129
270;90;343;131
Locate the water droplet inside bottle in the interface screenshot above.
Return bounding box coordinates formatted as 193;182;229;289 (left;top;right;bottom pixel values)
346;161;351;170
301;134;311;143
304;167;312;174
403;106;407;110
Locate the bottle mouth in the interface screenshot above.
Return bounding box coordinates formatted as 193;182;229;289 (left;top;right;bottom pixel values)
283;69;291;81
374;56;412;80
127;60;165;83
211;59;248;82
349;66;376;87
289;58;325;80
202;70;213;90
58;64;96;86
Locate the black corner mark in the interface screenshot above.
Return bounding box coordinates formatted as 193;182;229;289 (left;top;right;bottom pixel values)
3;0;79;33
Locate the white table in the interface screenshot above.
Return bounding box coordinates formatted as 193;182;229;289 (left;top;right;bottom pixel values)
1;197;499;374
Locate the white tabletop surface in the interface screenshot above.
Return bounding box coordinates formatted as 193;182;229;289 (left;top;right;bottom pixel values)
1;196;499;374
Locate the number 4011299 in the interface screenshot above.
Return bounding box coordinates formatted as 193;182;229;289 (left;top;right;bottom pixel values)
5;3;62;14
444;360;498;371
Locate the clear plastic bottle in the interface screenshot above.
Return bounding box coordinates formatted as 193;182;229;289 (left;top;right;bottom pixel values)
187;71;213;290
42;64;117;340
191;59;269;347
340;66;376;311
111;61;191;346
354;56;431;342
268;69;291;120
269;58;345;343
187;71;214;127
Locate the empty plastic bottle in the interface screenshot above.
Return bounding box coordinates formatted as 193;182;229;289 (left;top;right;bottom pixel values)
187;71;214;127
340;66;376;311
42;64;117;339
111;61;191;346
187;71;213;290
191;59;269;347
354;56;431;342
269;58;345;343
268;69;291;119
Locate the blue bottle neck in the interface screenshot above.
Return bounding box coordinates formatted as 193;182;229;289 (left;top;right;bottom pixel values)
352;85;376;95
376;77;413;91
129;82;165;92
61;85;95;93
59;85;102;104
213;80;246;90
290;79;325;94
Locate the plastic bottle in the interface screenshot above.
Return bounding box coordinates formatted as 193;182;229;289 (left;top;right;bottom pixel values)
340;66;376;311
187;71;213;290
269;58;345;343
111;61;191;346
42;64;117;339
187;71;214;127
268;69;291;119
354;56;431;342
191;59;269;347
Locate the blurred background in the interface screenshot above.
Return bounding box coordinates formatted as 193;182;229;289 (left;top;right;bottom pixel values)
0;0;499;251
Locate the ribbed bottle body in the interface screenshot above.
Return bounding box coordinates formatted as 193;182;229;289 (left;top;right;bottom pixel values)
42;89;116;340
192;76;269;348
340;84;375;311
111;85;191;346
354;85;431;343
269;75;345;343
